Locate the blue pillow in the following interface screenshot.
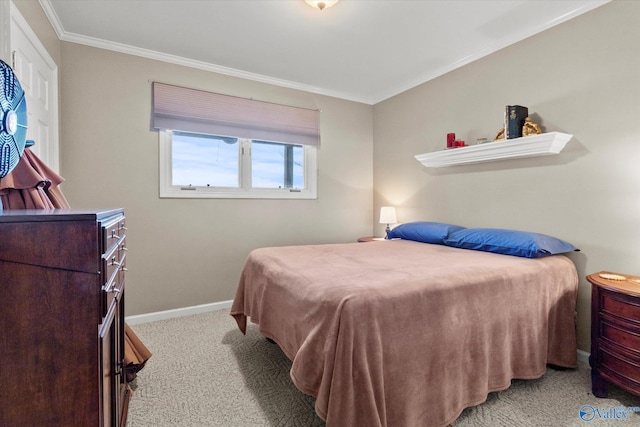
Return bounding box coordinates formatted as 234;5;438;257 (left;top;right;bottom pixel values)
444;228;577;258
387;221;466;245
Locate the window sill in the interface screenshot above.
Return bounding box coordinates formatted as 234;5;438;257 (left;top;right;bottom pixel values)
159;186;317;200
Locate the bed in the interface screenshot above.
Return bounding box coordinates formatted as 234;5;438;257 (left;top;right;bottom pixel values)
230;231;578;427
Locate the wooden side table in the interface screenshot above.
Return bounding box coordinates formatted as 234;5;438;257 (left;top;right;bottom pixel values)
587;271;640;398
357;236;386;242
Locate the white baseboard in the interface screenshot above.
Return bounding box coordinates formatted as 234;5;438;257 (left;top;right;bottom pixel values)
577;348;590;365
125;300;233;325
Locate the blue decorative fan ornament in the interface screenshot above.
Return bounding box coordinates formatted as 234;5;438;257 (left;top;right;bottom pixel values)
0;59;28;179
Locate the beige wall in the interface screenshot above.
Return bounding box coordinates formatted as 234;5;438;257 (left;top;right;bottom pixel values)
373;0;640;352
56;44;373;315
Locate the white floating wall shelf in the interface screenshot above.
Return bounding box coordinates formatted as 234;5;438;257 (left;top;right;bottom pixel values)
415;132;573;168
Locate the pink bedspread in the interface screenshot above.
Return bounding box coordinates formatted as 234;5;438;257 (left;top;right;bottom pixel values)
231;240;578;427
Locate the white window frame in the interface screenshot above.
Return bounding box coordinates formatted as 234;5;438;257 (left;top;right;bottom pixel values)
159;130;318;199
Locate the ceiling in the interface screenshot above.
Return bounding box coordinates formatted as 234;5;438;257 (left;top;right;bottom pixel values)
39;0;609;105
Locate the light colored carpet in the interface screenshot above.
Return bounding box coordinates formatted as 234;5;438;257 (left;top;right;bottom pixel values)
127;309;640;426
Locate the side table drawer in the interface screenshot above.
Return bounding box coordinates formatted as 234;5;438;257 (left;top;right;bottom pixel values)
598;344;640;389
602;291;640;323
601;320;640;354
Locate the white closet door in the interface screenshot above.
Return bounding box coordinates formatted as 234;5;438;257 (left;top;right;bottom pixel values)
9;1;59;172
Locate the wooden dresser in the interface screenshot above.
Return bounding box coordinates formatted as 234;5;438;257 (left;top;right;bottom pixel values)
0;209;130;426
588;271;640;398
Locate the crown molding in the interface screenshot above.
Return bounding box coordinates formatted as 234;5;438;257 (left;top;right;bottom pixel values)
38;0;64;39
67;31;372;104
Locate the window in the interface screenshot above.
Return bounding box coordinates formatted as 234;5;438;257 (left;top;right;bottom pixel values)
153;82;319;199
159;130;317;199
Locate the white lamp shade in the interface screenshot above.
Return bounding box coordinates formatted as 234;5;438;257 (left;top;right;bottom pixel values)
379;207;397;224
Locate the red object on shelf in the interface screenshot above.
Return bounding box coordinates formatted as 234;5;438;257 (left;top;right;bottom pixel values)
447;133;455;148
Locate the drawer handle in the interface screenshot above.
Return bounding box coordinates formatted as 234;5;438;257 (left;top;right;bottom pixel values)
111;261;127;272
104;285;122;295
119;225;128;231
111;259;125;268
117;359;127;377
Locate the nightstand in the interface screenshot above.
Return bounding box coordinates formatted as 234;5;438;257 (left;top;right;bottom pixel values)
587;271;640;398
357;236;385;242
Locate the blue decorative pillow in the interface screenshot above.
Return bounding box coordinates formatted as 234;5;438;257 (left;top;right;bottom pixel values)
387;221;466;245
444;228;577;258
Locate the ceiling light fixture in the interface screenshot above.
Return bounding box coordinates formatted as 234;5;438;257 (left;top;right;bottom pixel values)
305;0;339;11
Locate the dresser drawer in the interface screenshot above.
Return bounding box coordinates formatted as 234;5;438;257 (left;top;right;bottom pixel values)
103;277;122;319
102;215;127;254
102;236;125;286
602;290;640;323
117;236;127;259
103;254;126;317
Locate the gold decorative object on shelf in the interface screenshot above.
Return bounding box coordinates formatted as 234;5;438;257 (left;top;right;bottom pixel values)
494;116;542;141
522;117;542;136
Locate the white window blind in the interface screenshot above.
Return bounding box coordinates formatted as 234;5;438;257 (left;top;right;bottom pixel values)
152;82;320;147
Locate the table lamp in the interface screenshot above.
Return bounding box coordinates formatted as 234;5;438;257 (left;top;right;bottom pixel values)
379;207;397;239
